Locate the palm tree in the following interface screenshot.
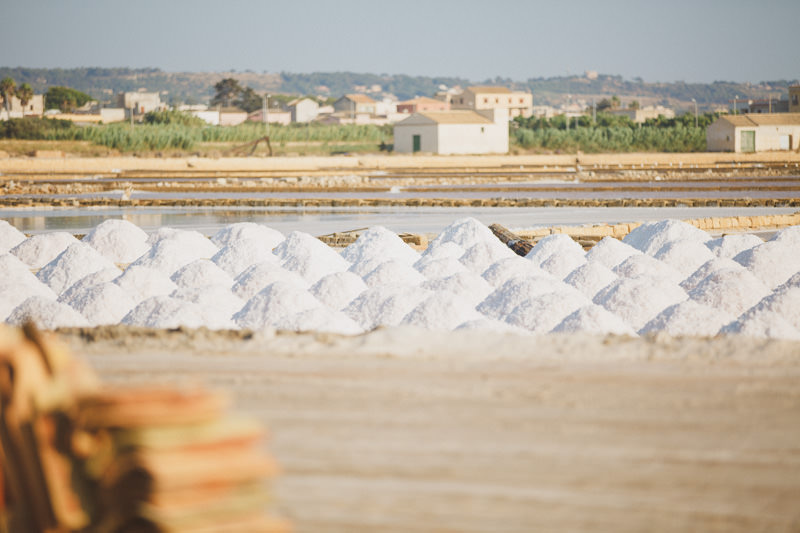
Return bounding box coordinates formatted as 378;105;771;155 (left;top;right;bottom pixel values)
0;77;16;116
16;83;33;117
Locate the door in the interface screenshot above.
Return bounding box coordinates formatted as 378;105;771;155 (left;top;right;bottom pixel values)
779;134;790;150
740;130;755;153
412;134;421;153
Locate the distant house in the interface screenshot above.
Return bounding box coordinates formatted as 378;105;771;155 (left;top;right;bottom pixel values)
707;113;800;152
448;86;533;119
218;107;248;126
288;98;319;123
393;109;509;155
748;99;789;114
333;94;376;116
790;86;800;113
0;94;44;119
608;106;675;123
397;97;450;114
116;91;163;115
247;108;291;125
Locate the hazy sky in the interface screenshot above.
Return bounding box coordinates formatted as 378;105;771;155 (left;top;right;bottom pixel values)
3;0;798;83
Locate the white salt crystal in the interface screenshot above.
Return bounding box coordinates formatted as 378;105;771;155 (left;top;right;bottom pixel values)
274;231;350;284
401;292;483;331
458;240;516;275
211;222;285;249
232;261;309;301
688;268;771;316
538;248;587;280
594;276;687;331
170;286;243;329
476;274;566;320
0;220;26;253
234;282;322;330
455;318;531;335
653;239;716;278
344;284;433;330
7;296;90;329
734;240;800;290
171;259;234;290
427;217;498;251
58;268;122;304
613;254;683;285
364;260;426;288
705;233;763;260
11;232;78;269
419;241;465;261
680;257;745;292
769;225;800;247
422;271;494;307
0;254;57;320
341;226;420;266
639;300;735;337
623;219;711;256
113;265;178;305
720;286;800;340
211;239;281;277
552;304;637;336
130;236;219;275
59;282;135;326
310;271;368;310
121;296;208;329
525;234;584;266
82;219;150;264
564;261;618;299
481;256;546;287
414;256;469;280
37;242;119;295
584;236;641;269
505;290;590;333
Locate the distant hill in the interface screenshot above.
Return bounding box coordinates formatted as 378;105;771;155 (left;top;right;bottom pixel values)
0;67;796;111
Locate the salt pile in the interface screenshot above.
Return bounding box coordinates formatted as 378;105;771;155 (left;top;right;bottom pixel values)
7;296;90;329
363;260;426;288
526;234;585;266
680;258;746;292
171;259;234;290
705;233;763;259
564;261;618;299
458;240;516;275
0;220;26;253
733;240;800;290
11;232;78;269
421;271;494;307
584;236;641;269
170;286;242;329
623;219;711;255
427;217;498;251
612;254;683;285
688;268;771;316
481;256;542;287
232;262;309;301
477;275;565;320
211;222;285;249
59;282;135;326
211;241;281;277
37;243;119;295
505;290;590;333
401;292;484;331
274;231;350;284
640;300;736;336
653;239;715;278
0;254;57;320
113;266;178;305
310;272;368;310
234;282;322;330
122;296;208;329
82;219;150;264
414;256;469;280
344;284;433;330
594;277;687;331
552;305;636;336
130;234;219;275
538;248;587;279
341;226;420;276
274;307;363;335
721;275;800;339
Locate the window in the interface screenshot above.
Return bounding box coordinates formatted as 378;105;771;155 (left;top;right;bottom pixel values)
495;98;499;103
519;98;524;104
793;94;799;105
481;127;485;133
483;98;488;104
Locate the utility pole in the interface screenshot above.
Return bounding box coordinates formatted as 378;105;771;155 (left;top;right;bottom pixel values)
592;98;596;123
266;94;270;137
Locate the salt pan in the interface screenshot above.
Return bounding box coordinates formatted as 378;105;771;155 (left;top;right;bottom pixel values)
0;254;57;320
505;290;590;333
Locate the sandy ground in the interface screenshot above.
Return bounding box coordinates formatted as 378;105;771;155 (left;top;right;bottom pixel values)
59;326;800;533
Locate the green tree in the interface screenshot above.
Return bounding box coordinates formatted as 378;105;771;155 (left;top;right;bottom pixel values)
628;100;640;110
211;78;244;107
45;86;93;112
0;77;16;114
16;83;33;116
236;86;263;113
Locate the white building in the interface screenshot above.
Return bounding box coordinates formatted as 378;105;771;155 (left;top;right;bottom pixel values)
0;94;44;119
393;109;509;155
707;113;800;152
116;91;164;114
288;98;319;123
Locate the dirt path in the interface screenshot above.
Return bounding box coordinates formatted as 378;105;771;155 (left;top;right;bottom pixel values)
62;327;800;533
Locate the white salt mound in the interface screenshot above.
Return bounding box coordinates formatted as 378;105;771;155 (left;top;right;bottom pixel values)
455;318;531;335
733;240;800;290
37;242;119;295
427;217;498;251
341;226;420;266
59;282;135;326
232;262;309;301
275;307;364;335
552;305;637;336
770;225;800;247
130;236;219;276
82;219;150;264
310;271;368;310
363;260;426;288
481;256;544;287
8;296;90;329
0;220;26;253
344;284;432;330
121;296;207;329
211;222;284;249
639;300;735;337
525;234;585;266
653;239;716;278
211;240;281;277
11;232;78;269
414;256;469;280
401;292;483;331
584;237;641;269
420;242;465;262
705;233;763;260
422;271;494;307
477;275;566;320
113;265;178;305
505;290;590;333
688;268;771;316
680;257;745;292
234;282;322;330
564;261;618;299
538;248;587;280
170;286;242;329
0;254;58;320
458;240;516;275
623;219;711;256
722;282;800;338
170;259;234;290
613;254;683;285
594;276;687;331
274;231;350;284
